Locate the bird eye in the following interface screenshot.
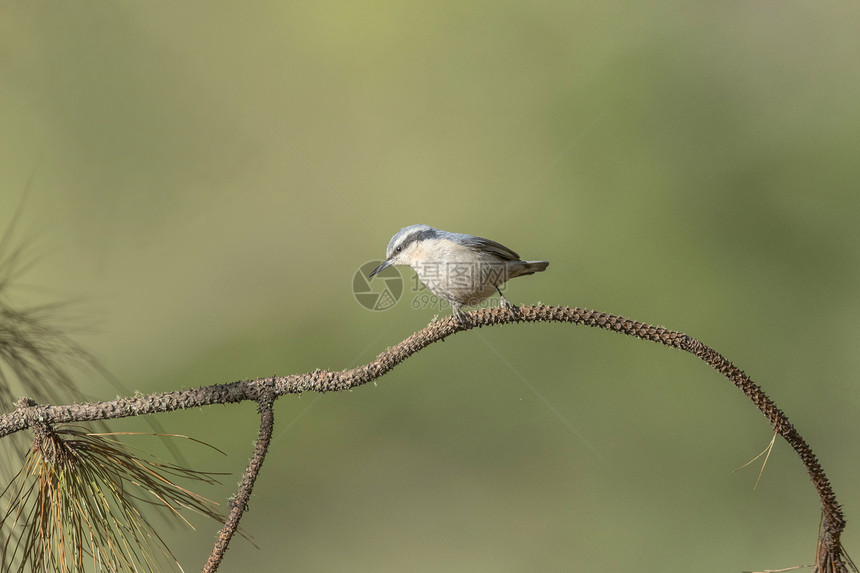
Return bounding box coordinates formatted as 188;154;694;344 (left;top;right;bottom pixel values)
395;246;403;253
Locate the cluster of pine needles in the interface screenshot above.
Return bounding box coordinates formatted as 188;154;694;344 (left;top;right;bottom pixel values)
1;427;228;572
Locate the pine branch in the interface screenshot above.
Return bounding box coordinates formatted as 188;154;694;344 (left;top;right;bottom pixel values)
0;305;852;572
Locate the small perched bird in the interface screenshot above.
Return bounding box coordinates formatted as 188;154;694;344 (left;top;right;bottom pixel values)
370;224;548;319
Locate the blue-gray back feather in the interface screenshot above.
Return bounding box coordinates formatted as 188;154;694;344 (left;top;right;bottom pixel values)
447;233;521;261
387;224;529;263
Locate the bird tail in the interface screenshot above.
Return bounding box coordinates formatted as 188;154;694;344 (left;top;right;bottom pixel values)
511;260;549;278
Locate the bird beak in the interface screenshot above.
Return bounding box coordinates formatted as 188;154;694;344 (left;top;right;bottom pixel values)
369;259;392;278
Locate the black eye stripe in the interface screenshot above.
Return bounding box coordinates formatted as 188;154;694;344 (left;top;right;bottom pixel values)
395;228;437;254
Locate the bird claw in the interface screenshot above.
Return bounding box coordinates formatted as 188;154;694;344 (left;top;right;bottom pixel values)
499;296;520;318
452;309;470;325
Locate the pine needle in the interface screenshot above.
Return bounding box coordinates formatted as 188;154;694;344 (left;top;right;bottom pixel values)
733;430;778;490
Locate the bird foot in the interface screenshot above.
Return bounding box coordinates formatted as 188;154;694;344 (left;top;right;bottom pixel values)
499;296;520;318
452;308;470;325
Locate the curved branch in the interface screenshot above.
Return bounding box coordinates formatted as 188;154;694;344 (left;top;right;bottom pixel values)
0;305;850;571
203;385;275;573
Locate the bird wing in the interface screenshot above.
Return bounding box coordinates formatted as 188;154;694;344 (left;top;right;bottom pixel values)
457;235;521;261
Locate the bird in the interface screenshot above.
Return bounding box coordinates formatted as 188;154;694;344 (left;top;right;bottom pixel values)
369;224;548;320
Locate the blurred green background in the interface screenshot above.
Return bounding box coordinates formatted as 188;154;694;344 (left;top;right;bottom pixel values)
2;2;859;571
